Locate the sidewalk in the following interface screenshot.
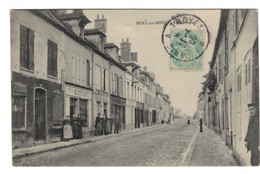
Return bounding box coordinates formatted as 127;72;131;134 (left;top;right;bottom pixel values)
184;125;239;166
12;124;163;159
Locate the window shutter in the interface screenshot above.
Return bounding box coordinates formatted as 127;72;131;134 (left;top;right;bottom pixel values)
101;68;104;90
20;25;28;69
53;93;63;125
53;44;58;77
47;41;52;76
105;69;109;91
28;29;34;71
89;61;92;87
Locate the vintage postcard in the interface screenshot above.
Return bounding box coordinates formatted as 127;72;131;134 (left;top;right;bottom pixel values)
10;9;259;167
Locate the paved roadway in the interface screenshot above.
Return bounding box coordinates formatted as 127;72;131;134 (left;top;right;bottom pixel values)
13;118;198;166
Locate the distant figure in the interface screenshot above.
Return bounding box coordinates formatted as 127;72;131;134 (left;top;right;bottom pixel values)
244;103;259;166
114;114;119;134
187;119;190;124
63;115;73;141
95;113;101;136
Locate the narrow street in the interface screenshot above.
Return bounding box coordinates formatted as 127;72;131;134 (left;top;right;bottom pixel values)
13;119;198;166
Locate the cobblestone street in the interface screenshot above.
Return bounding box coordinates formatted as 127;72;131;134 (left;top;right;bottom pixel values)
13;119;198;166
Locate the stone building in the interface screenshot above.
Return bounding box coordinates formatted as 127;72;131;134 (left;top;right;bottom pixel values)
198;9;258;166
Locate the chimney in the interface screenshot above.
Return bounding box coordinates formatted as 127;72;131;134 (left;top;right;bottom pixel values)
143;66;147;72
95;14;107;34
131;52;138;62
120;38;131;62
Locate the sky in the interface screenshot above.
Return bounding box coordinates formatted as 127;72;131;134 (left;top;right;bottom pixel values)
83;10;221;116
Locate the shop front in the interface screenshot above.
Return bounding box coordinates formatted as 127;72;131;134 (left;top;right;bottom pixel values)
93;90;110;118
110;95;126;130
135;102;144;128
144;104;149;127
125;99;136;130
64;84;92;138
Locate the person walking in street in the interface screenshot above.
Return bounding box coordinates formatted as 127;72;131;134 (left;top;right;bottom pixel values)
244;103;259;166
104;114;110;135
95;113;101;136
114;114;119;134
100;114;104;135
110;117;114;134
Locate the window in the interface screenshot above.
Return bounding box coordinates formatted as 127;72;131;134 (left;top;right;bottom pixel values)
12;96;26;129
127;81;130;98
225;30;229;74
96;65;102;90
79;99;88;127
20;25;34;71
137;87;139;102
245;59;251;85
47;40;58;77
119;77;123;97
86;60;90;86
237;68;242;92
70;98;77;117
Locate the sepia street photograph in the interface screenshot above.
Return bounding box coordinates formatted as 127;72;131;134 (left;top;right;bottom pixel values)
5;1;259;168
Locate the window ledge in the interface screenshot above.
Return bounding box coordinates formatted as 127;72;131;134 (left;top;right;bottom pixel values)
12;128;27;132
48;75;58;80
20;67;34;73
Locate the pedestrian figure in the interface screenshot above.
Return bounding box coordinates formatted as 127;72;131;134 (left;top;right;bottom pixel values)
100;114;104;135
187;119;190;124
71;114;79;138
77;114;83;139
104;115;110;135
244;103;259;166
110;117;114;134
63;115;73;141
114;115;119;134
95;113;101;136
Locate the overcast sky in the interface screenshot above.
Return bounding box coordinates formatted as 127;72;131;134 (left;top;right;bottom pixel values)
83;10;221;116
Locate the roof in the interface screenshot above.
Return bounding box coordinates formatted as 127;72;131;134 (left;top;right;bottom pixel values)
210;10;229;68
58;10;91;24
105;43;119;50
84;28;106;37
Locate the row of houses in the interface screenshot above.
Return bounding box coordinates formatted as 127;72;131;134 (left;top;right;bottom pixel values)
11;10;174;149
195;9;258;166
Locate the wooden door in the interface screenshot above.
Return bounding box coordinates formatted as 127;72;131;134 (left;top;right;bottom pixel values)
35;88;46;141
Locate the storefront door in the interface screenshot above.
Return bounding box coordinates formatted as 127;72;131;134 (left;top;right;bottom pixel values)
35;88;46;141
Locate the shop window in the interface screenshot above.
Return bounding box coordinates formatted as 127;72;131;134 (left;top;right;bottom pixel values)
80;99;88;127
12;96;26;129
20;25;34;71
47;40;58;77
70;98;77;117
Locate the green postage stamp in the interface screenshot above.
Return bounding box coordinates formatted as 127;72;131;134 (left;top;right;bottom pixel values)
162;14;210;71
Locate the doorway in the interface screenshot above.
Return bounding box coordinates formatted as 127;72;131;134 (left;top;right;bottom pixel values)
35;88;46;141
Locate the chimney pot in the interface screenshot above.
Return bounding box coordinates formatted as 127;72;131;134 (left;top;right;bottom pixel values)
102;14;104;18
97;14;99;19
126;38;129;42
122;38;124;42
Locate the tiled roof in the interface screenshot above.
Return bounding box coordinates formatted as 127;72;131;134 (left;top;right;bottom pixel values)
84;28;106;37
58;10;91;24
104;43;119;49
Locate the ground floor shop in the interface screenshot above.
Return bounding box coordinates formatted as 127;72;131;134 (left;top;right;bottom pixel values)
110;95;126;131
12;72;63;149
135;102;144;128
93;90;110;119
125;99;136;130
64;83;92;138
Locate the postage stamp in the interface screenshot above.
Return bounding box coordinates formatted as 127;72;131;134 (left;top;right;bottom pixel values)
161;14;210;71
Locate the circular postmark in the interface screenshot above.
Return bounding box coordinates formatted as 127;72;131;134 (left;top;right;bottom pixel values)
162;14;210;62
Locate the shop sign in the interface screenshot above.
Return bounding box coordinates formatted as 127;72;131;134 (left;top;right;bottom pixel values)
65;85;91;99
111;95;126;105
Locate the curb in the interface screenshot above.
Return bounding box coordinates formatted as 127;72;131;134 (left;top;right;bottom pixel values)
13;124;164;159
182;127;199;166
